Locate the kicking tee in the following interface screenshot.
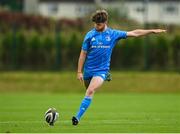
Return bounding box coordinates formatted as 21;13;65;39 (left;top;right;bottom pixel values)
82;27;127;72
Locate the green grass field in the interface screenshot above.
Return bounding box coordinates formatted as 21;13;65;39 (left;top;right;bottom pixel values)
0;71;180;93
0;93;180;133
0;71;180;132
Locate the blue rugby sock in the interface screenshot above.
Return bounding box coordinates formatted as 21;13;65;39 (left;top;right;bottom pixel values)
76;96;92;121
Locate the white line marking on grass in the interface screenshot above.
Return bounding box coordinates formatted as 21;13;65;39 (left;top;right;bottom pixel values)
0;119;126;124
0;120;69;124
0;119;171;126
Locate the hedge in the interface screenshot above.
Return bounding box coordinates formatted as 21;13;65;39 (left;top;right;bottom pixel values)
0;29;179;71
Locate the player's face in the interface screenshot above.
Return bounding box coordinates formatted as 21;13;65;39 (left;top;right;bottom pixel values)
94;23;106;32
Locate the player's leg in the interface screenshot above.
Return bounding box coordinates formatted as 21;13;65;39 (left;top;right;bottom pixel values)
84;79;91;89
72;76;104;125
72;79;91;125
85;76;104;97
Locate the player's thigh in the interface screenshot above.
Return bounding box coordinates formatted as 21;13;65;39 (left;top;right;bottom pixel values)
87;76;104;92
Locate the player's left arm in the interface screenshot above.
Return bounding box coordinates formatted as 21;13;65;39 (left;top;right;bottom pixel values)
127;29;166;37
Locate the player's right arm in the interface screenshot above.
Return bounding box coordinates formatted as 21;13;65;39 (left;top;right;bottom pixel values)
77;50;87;83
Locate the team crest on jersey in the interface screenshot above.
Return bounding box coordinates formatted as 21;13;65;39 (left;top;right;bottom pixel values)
91;37;96;42
105;36;111;41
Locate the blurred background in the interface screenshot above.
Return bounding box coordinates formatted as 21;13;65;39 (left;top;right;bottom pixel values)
0;0;180;93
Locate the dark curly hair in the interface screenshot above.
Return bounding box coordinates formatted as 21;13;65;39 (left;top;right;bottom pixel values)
91;9;108;23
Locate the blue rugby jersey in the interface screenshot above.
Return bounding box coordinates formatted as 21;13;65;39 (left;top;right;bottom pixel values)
82;27;127;72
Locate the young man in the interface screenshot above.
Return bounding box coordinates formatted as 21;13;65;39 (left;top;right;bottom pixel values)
72;9;166;125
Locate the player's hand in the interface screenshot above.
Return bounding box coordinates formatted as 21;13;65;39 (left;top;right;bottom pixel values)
77;72;84;83
153;29;166;34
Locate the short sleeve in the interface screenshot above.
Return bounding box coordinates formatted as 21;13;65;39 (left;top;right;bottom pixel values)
82;33;90;51
114;30;127;40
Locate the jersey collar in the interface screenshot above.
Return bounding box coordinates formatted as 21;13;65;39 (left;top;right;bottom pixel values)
95;25;108;33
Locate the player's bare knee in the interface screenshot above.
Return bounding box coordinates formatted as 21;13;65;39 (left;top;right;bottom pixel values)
86;89;95;96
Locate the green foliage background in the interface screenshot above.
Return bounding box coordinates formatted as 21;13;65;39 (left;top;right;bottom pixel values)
0;11;180;71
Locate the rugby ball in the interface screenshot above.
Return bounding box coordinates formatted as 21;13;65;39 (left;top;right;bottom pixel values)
45;108;59;126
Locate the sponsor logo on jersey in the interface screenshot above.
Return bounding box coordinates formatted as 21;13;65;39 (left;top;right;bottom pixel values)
91;37;96;42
